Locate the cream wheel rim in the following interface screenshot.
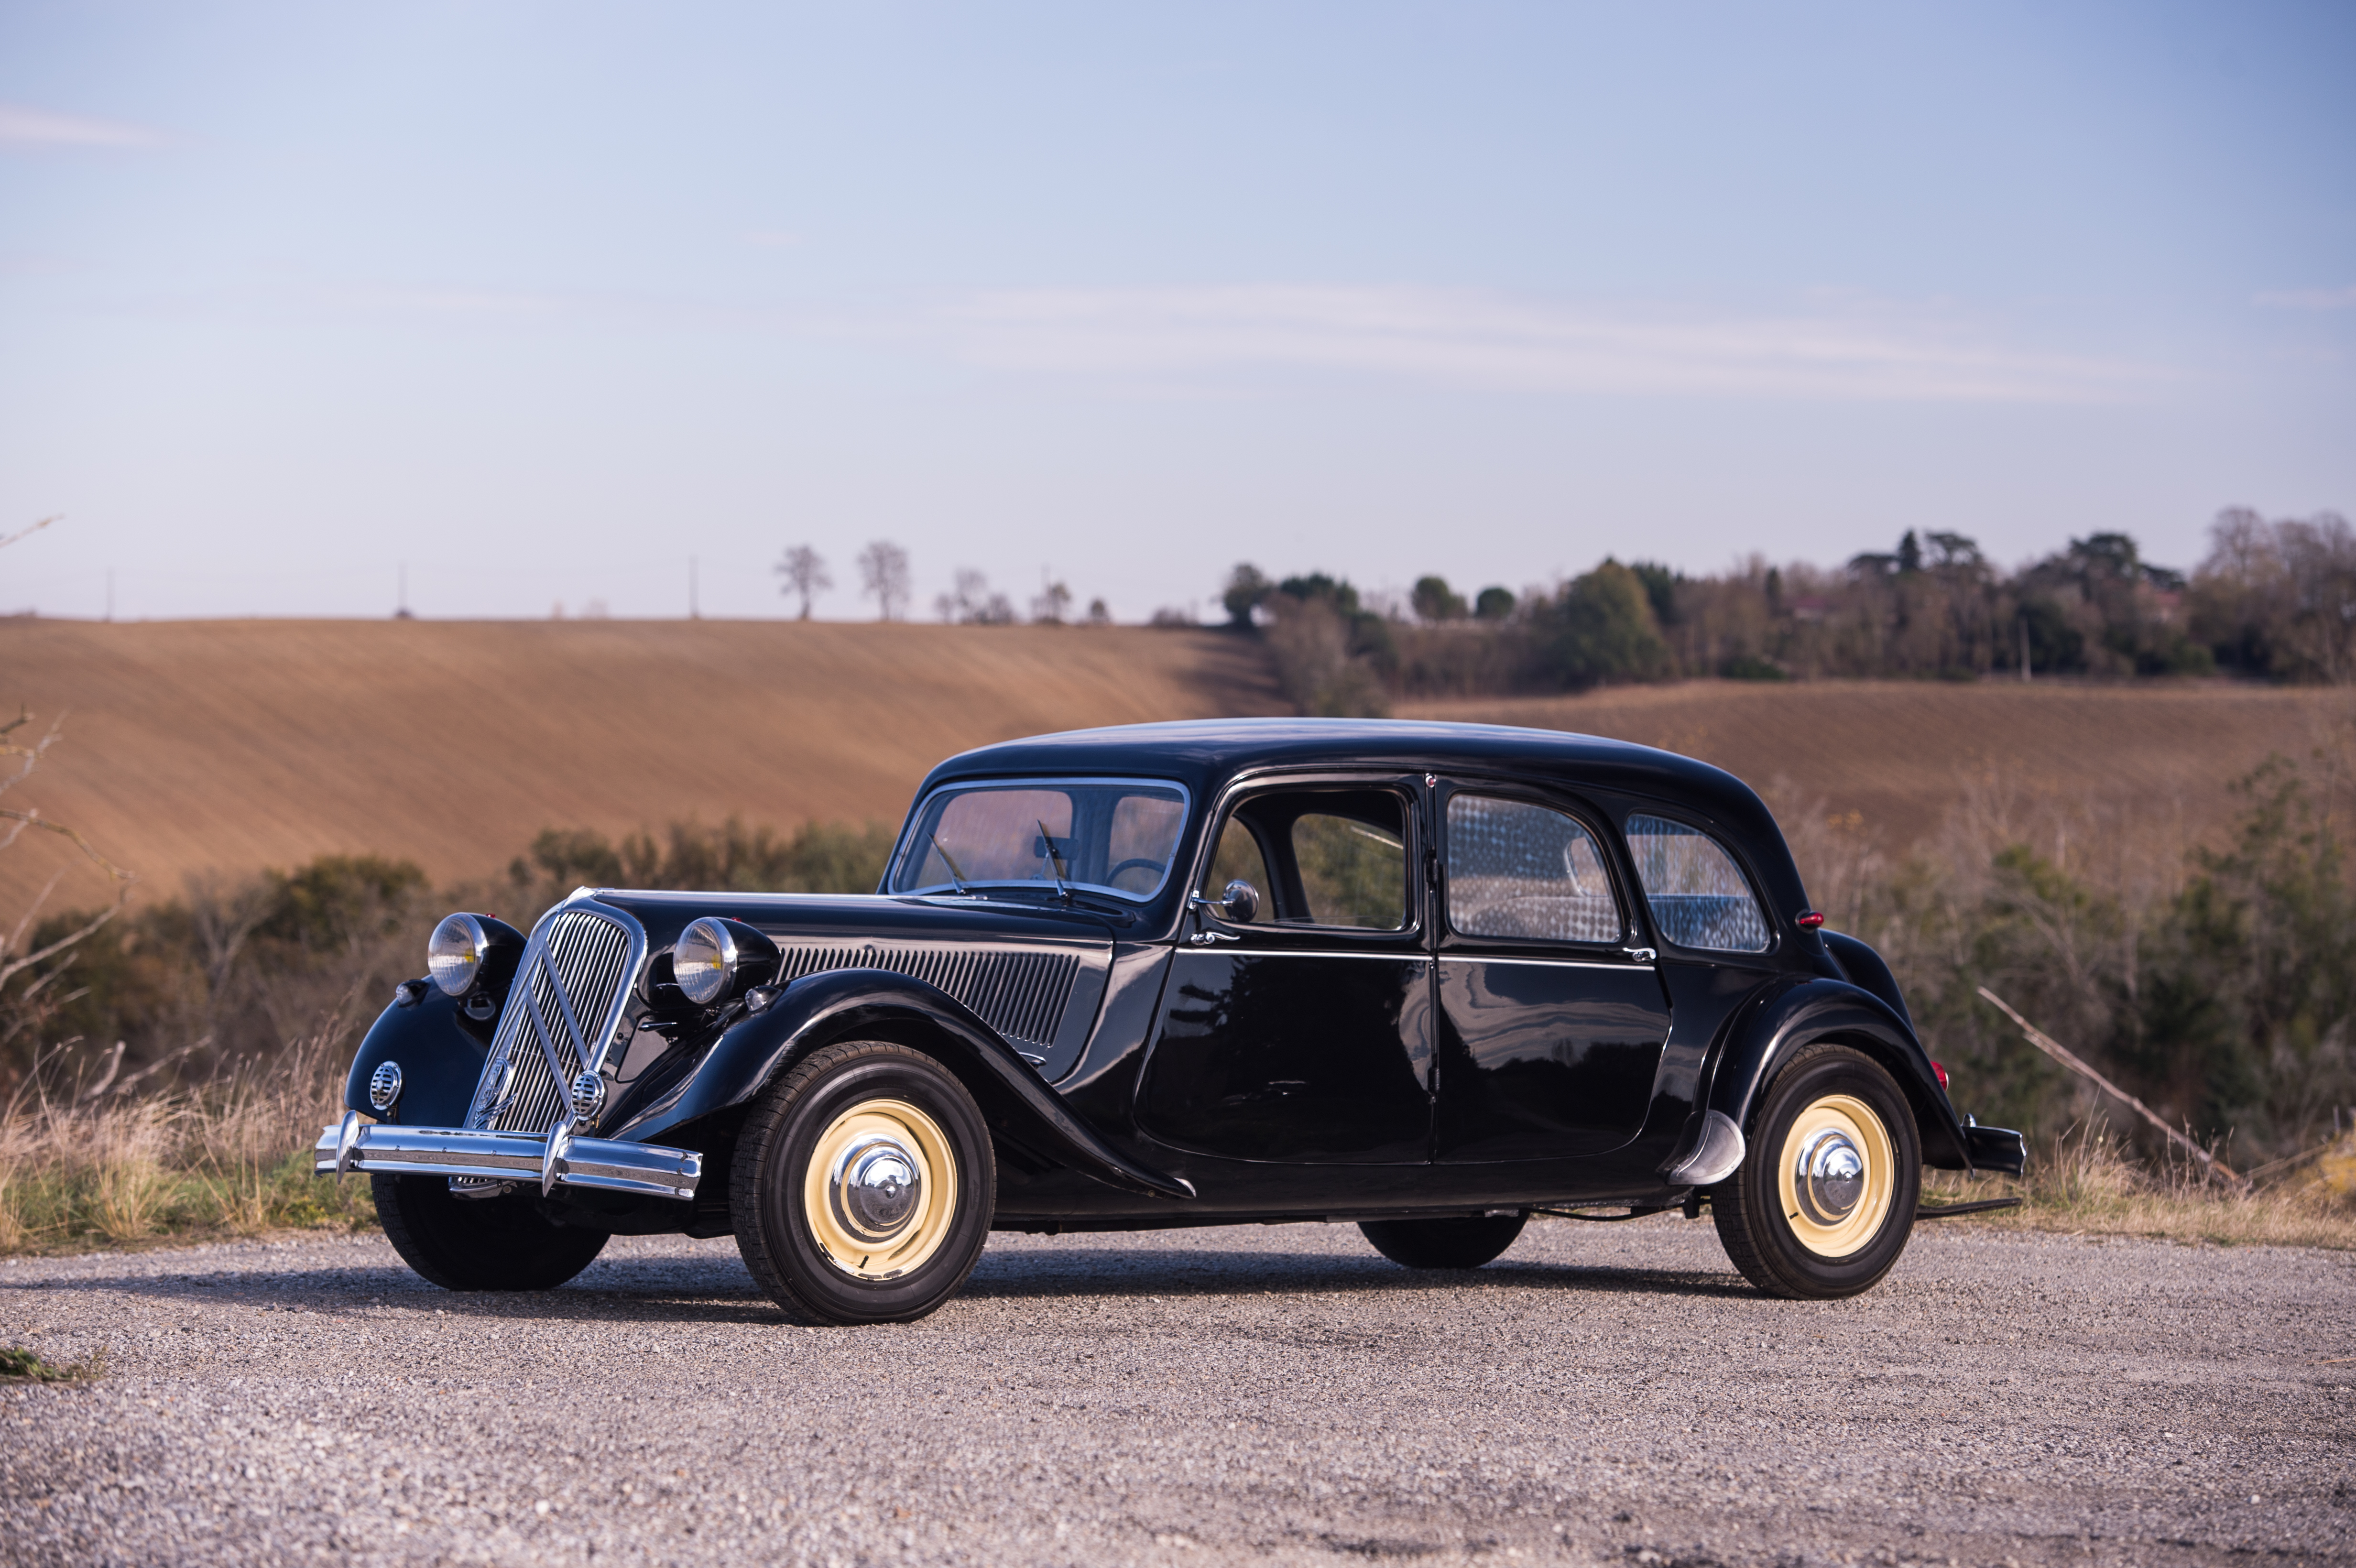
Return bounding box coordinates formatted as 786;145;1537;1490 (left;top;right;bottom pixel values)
1776;1092;1896;1258
801;1098;958;1281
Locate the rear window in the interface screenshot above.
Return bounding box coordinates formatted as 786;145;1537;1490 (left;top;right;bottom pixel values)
1624;814;1771;953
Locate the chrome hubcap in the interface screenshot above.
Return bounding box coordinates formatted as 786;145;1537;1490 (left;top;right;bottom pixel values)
830;1133;923;1243
1793;1127;1867;1225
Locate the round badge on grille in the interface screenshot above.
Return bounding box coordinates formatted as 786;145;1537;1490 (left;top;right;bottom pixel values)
367;1060;403;1113
568;1070;607;1124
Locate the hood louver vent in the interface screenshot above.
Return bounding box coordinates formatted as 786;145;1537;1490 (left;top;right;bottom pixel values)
775;945;1079;1054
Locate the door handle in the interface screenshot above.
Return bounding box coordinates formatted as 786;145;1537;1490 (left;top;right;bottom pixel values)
1623;946;1658;963
1188;930;1241;947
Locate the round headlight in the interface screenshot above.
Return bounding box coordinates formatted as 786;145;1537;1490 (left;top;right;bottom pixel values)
427;913;490;997
672;917;740;1006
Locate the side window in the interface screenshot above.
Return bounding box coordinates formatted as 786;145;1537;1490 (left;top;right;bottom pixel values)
1198;818;1271;917
1446;795;1624;943
1624;814;1771;953
1291;813;1406;930
1198;788;1410;932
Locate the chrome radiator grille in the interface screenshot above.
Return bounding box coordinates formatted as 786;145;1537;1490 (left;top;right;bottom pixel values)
467;908;638;1136
776;945;1079;1052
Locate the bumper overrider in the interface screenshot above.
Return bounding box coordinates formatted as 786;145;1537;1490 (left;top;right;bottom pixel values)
313;1111;702;1201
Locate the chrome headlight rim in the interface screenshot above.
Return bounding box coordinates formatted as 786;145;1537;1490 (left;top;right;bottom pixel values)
672;916;742;1007
426;913;491;997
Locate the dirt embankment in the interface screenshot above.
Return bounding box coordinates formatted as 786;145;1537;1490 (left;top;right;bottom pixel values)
2;614;2344;908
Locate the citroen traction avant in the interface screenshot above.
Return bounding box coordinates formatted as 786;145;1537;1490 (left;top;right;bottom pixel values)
319;719;2025;1323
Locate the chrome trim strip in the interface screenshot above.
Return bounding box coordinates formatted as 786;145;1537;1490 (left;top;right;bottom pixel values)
1210;948;1430;961
313;1123;702;1201
1434;954;1654;971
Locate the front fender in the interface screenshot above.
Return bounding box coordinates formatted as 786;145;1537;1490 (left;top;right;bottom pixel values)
341;984;491;1128
613;968;1196;1202
1704;976;1972;1171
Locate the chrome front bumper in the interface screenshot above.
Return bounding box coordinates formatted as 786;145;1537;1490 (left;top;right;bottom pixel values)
313;1113;702;1201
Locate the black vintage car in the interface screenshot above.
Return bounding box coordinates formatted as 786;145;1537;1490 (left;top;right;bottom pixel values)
318;719;2024;1323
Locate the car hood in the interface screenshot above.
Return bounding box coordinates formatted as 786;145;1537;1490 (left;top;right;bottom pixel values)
581;889;1123;957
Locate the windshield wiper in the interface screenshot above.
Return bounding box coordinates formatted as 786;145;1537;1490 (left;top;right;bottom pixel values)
929;833;974;896
1036;819;1073;904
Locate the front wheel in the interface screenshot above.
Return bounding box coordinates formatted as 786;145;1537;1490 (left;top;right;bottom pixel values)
731;1040;996;1325
372;1173;609;1291
1711;1042;1920;1299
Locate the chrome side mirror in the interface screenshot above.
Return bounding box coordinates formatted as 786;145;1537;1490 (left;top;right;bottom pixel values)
1191;879;1260;925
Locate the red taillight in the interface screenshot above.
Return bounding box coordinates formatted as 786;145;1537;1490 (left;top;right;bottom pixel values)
1796;910;1825;929
1931;1060;1950;1092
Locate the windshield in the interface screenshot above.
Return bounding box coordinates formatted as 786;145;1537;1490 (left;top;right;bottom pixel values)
891;778;1191;903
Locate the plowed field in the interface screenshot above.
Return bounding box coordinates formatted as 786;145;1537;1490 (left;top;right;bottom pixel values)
1;616;2343;908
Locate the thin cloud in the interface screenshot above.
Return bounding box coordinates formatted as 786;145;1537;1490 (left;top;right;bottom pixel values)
2254;285;2356;311
952;285;2164;403
0;103;165;149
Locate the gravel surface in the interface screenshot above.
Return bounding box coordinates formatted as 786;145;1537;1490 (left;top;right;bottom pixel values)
0;1216;2349;1567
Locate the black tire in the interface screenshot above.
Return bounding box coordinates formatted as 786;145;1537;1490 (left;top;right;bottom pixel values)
371;1173;609;1291
1359;1213;1526;1270
731;1040;996;1326
1712;1042;1921;1299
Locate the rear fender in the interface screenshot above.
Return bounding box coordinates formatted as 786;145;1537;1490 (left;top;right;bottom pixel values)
341;984;491;1128
1703;977;1973;1171
612;968;1195;1201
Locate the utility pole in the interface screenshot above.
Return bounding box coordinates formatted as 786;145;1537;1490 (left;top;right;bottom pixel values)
398;563;410;619
104;568;113;623
690;556;700;620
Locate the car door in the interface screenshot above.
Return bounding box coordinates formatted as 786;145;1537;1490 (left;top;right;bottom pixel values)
1135;779;1434;1164
1431;783;1673;1162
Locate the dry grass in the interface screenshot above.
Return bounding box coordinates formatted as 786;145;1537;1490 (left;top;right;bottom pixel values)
0;1026;371;1255
1922;1122;2356;1250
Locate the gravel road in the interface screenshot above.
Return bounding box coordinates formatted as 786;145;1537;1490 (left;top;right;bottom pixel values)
1;1216;2348;1567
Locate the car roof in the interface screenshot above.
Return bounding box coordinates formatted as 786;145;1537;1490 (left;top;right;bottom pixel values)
924;716;1775;837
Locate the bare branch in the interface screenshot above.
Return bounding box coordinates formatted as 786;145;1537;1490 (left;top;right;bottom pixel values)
0;515;58;552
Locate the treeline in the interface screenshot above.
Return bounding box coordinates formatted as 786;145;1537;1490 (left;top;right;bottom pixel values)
1;819;895;1093
1222;507;2356;712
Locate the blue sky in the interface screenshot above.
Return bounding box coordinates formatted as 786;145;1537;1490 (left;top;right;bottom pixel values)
2;1;2350;621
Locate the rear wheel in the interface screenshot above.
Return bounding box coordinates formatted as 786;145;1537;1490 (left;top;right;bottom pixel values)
372;1173;609;1291
1711;1043;1920;1299
731;1040;995;1325
1359;1213;1526;1270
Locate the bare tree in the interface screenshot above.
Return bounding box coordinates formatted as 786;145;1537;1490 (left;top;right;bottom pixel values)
1031;576;1073;626
774;544;831;620
857;541;911;622
936;568;1015;625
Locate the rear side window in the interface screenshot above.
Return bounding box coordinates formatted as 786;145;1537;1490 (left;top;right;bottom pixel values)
1624;814;1771;953
1446;795;1624;944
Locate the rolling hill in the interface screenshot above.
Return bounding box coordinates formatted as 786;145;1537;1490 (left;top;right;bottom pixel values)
2;616;2344;912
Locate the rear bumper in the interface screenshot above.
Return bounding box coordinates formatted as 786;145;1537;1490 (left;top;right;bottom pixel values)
1965;1122;2028;1176
312;1115;701;1201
